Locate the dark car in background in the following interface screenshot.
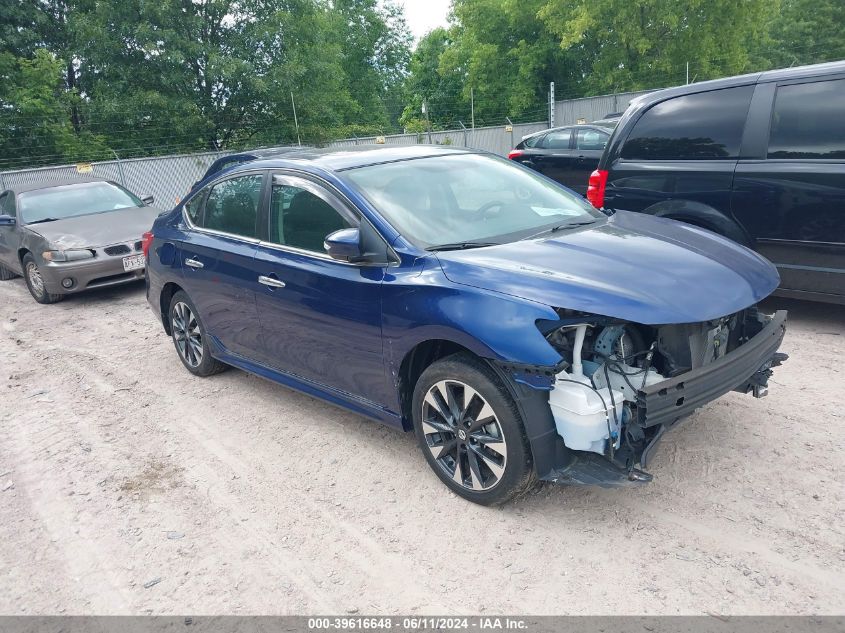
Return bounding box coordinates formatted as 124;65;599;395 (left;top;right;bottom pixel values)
588;60;845;305
0;179;161;303
508;124;612;195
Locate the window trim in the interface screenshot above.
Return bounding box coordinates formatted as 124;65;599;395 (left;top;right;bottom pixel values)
181;168;267;244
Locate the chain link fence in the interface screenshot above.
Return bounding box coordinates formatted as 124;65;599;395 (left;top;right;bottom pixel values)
0;89;658;209
0;150;228;209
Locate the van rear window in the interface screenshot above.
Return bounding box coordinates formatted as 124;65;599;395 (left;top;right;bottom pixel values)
621;86;753;161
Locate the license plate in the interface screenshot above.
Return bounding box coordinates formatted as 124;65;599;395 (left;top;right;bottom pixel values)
122;254;146;272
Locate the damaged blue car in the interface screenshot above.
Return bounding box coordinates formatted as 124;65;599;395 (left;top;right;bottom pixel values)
144;146;787;505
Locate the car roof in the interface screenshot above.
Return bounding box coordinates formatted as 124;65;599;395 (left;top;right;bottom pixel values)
633;60;845;108
8;178;109;194
241;144;480;172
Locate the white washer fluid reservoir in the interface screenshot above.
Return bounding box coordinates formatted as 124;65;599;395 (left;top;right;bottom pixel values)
549;371;624;455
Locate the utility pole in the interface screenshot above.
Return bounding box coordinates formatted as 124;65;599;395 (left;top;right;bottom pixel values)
470;87;475;146
290;92;301;146
549;82;555;128
422;100;432;144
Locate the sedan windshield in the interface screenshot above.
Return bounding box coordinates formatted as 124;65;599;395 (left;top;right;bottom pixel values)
343;153;603;249
19;181;144;224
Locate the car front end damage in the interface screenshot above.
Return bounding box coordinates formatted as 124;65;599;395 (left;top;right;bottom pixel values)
496;307;787;487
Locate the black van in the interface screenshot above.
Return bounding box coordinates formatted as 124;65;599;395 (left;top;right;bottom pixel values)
589;61;845;305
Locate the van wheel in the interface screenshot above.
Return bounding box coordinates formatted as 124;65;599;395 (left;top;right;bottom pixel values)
412;352;535;505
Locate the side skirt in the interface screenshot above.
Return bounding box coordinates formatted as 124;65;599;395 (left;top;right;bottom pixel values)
208;336;404;430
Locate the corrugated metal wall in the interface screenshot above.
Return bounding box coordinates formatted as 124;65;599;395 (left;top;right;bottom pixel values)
553;89;655;126
325;121;549;156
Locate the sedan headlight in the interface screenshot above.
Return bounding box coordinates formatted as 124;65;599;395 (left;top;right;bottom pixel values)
42;249;95;262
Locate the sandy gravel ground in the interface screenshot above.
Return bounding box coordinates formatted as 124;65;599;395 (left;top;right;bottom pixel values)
0;277;843;615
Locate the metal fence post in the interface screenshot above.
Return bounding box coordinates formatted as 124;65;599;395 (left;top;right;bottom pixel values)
459;122;468;147
110;149;126;186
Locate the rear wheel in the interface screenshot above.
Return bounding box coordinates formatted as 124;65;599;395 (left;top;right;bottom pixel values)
21;253;63;304
168;290;226;377
412;353;535;505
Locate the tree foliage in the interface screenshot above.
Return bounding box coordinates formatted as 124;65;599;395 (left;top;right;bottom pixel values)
0;0;843;169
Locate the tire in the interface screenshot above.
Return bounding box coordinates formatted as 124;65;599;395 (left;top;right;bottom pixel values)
21;253;64;304
412;352;536;506
168;290;227;377
0;262;18;281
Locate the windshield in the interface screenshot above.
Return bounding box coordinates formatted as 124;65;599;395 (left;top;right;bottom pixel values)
19;181;144;224
343;153;602;249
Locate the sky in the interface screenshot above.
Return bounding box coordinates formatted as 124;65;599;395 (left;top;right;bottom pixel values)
397;0;452;44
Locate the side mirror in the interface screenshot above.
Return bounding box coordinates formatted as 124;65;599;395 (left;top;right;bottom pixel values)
324;228;364;262
0;214;15;226
141;194;155;205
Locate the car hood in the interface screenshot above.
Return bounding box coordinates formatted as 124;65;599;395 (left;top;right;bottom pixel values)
26;206;162;249
434;210;779;325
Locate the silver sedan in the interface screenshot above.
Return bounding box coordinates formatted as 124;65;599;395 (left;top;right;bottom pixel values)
0;178;162;304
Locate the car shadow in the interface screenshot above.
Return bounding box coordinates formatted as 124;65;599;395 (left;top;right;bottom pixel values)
760;295;845;329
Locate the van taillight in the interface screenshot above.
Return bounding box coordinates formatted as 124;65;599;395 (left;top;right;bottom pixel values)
586;169;608;209
507;149;523;160
141;231;154;258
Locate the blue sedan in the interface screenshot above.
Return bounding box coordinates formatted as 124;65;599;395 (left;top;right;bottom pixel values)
143;145;787;505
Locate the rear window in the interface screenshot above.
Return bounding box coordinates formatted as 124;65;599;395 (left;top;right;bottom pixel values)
621;86;753;160
768;78;845;159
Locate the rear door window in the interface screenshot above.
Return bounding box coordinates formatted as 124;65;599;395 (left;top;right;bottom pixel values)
576;128;609;151
768;78;845;159
542;129;573;150
621;86;754;160
202;174;264;238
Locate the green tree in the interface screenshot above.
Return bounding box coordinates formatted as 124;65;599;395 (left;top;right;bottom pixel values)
538;0;775;93
71;0;358;153
331;0;412;132
0;49;107;168
761;0;845;69
400;28;466;130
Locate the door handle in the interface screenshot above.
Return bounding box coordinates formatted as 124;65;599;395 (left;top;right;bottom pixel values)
185;257;204;269
258;275;285;289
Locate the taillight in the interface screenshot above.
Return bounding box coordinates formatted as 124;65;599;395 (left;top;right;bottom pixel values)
586;169;608;209
141;231;154;258
507;149;523;160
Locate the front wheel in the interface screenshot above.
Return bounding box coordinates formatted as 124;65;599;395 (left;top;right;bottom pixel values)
412;353;535;506
22;253;63;304
168;290;227;377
